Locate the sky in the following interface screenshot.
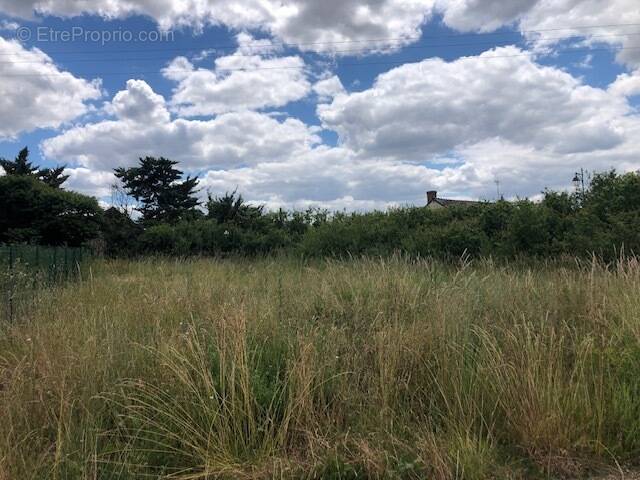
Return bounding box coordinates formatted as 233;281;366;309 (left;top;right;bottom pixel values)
0;0;639;210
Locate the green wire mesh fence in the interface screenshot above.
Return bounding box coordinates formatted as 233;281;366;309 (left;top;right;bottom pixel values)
0;245;90;323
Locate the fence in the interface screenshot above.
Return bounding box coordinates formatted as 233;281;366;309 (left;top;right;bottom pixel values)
1;245;90;323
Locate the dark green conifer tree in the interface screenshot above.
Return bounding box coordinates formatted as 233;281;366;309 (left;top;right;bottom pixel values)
114;157;200;224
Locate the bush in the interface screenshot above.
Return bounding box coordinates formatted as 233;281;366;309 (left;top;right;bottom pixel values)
0;175;102;247
99;170;640;261
101;208;143;257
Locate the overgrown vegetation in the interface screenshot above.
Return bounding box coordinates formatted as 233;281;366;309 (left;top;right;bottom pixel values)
0;244;90;322
109;167;640;261
2;148;639;261
1;257;639;478
2;149;640;478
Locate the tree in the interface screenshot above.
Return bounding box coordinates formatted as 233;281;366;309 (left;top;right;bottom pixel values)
206;190;264;226
577;170;640;256
0;147;38;176
0;175;102;246
0;147;69;188
583;170;640;218
114;157;200;225
39;166;70;188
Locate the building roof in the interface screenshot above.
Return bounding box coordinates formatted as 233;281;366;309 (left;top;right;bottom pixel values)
428;198;484;208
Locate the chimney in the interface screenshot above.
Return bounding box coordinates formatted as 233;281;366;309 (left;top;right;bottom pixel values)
427;191;437;204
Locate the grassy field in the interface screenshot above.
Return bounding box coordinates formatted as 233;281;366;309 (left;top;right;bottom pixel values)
1;257;639;479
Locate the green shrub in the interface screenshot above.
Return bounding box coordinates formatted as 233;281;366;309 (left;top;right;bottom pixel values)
0;175;102;246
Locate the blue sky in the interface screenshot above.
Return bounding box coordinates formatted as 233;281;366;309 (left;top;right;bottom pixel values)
0;1;639;209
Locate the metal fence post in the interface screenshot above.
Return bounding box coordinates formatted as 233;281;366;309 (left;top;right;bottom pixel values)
33;245;40;289
64;246;69;280
8;245;14;323
78;249;83;280
52;247;58;284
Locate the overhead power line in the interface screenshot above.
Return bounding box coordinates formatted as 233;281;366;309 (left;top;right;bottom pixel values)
0;21;639;57
1;31;639;64
0;44;637;78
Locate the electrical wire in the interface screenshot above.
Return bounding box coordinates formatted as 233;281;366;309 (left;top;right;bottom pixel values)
0;21;639;57
1;31;639;64
0;44;637;78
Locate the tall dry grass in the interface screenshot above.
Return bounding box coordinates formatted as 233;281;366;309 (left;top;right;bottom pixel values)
0;256;639;479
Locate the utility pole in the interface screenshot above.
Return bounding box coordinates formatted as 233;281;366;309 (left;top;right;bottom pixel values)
573;169;586;198
494;179;501;200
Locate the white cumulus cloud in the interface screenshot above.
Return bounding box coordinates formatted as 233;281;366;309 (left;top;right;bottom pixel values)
318;46;631;160
42;79;321;172
0;0;435;54
40;55;640;209
1;0;637;62
164;34;311;116
42;78;441;209
609;70;640;98
436;0;640;68
0;38;102;139
108;79;171;124
313;75;346;102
